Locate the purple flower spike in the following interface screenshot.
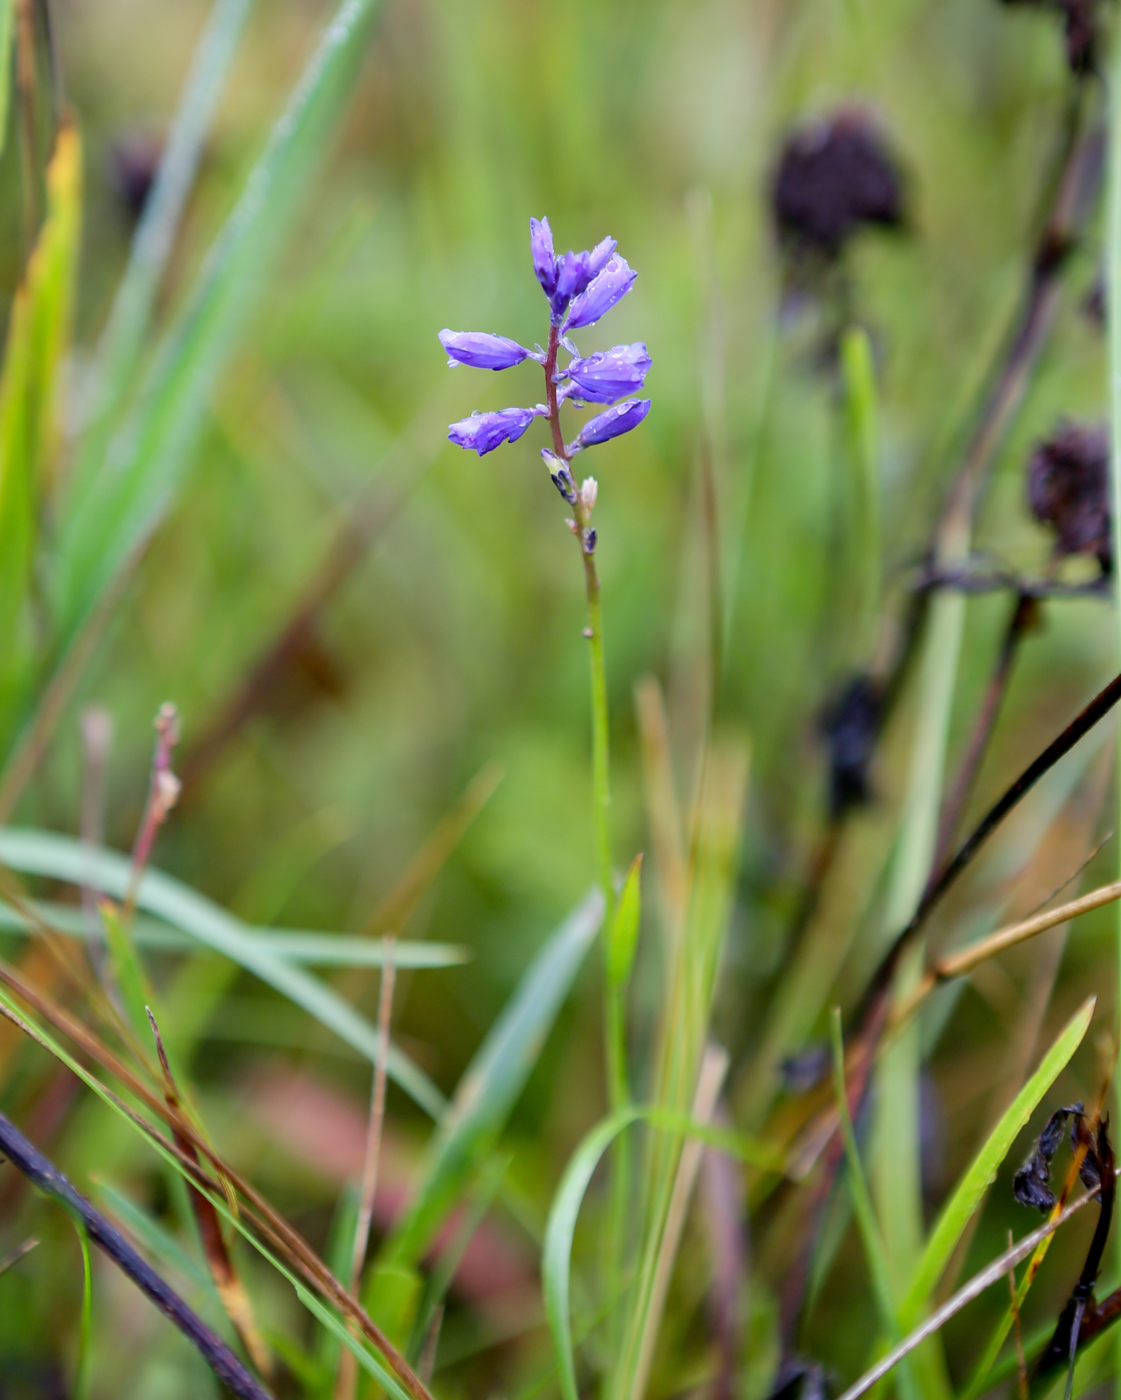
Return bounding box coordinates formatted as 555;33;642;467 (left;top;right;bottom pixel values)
564;254;636;331
448;405;546;456
570;397;651;453
439;329;531;371
563;342;651;404
530;217;557;297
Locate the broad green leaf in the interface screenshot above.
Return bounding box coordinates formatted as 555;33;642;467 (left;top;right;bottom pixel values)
377;890;604;1271
901;994;1096;1326
0;122;81;706
0;829;445;1118
0;898;469;967
54;0;387;647
606;853;643;990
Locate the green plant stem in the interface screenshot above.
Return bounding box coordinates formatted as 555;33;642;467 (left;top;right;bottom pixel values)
544;323;626;1381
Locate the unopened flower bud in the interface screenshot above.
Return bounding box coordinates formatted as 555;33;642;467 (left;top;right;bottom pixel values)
579;477;598;512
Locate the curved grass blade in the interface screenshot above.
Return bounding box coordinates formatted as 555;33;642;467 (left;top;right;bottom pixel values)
0;829;445;1118
542;1097;781;1400
0;899;469;967
379;890;604;1270
545;1106;642;1400
901;994;1095;1326
54;0;388;646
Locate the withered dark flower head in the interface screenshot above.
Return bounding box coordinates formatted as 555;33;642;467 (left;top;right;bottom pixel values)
108;133;164;219
1026;421;1111;575
820;675;883;817
998;0;1100;76
771;109;904;260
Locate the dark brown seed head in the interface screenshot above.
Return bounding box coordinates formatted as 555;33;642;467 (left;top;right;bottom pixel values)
108;133;164;219
1026;421;1111;574
772;109;904;260
820;674;883;817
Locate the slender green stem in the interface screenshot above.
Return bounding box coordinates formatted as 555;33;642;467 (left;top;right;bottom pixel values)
544;322;626;1385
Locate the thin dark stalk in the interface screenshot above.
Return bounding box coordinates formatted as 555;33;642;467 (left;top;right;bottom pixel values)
932;593;1037;872
0;1109;273;1400
123;704;181;922
914;565;1109;600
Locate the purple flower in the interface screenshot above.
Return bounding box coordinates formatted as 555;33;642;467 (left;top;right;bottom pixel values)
562;342;651;404
552;251;593;320
531;217;557;297
570;397;651;452
563;255;636;331
448;405;546;456
439;329;531;370
587;236;617;280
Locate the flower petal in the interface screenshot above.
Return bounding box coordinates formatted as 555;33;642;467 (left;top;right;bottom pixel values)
439;329;530;371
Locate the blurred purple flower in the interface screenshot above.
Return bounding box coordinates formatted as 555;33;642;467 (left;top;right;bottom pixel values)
570;397;651;452
564;255;637;331
448;406;546;455
531;217;558;297
439;329;532;370
562;343;651;404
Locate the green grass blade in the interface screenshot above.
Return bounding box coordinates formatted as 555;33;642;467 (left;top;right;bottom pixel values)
0;829;445;1118
0;899;469;967
545;1107;643;1400
606;853;643;991
81;0;255;468
830;1011;908;1350
72;1220;93;1400
0;124;81;711
53;0;387;647
379;890;604;1270
901;994;1095;1326
839;324;881;658
93;1180;215;1299
0;0;12;161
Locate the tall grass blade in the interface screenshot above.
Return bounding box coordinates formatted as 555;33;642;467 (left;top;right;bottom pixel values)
901;995;1095;1324
0;829;445;1117
81;0;255;470
53;0;387;647
72;1220;93;1400
0;122;80;714
0;0;12;161
378;889;604;1269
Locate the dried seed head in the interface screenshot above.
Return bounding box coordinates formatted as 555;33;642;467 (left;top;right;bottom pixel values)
1026;421;1111;574
772;109;904;260
819;675;883;817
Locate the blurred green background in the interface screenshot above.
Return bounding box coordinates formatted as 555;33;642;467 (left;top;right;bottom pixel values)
2;0;1120;1395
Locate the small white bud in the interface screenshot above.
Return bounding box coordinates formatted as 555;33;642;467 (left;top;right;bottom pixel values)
579;477;598;512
